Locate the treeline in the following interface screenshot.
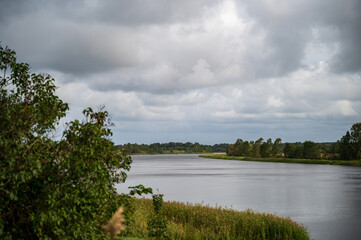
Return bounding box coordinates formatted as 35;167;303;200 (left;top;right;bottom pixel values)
227;122;361;160
227;138;283;158
115;142;229;154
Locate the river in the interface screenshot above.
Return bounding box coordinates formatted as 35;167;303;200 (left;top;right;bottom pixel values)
115;154;361;240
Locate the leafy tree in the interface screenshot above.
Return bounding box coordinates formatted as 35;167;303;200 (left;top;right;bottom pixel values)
226;143;236;156
0;44;132;239
243;141;251;156
284;143;303;158
340;130;353;160
234;138;244;156
283;143;293;158
212;143;229;152
350;123;361;159
260;139;271;158
147;194;169;239
339;123;361;160
252;138;263;157
303;141;320;159
271;138;282;157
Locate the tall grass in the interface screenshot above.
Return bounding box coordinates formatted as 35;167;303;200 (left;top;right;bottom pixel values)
125;198;310;240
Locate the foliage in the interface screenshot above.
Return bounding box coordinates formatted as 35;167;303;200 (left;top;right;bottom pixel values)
303;141;320;159
127;198;310;240
227;123;361;161
115;142;229;154
271;138;282;156
227;138;284;158
116;186;152;239
147;194;169;239
129;184;153;197
0;44;132;239
283;143;304;159
339;123;361;160
260;138;273;158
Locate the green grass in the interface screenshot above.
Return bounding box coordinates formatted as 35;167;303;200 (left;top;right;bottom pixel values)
124;198;310;240
199;154;361;166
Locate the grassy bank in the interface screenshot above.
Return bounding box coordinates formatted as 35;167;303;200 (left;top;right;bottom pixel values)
124;198;309;240
199;154;361;166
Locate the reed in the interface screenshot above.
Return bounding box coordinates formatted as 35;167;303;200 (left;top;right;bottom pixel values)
125;198;310;240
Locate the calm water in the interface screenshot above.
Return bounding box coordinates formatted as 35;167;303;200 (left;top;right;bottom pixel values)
116;154;361;240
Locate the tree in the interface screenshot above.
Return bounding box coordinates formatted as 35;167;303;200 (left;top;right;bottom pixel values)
260;138;272;158
0;44;132;239
350;123;361;159
340;130;353;160
284;143;302;158
226;144;236;156
252;138;263;157
243;141;251;156
303;141;320;159
234;139;244;156
271;138;282;157
339;123;361;160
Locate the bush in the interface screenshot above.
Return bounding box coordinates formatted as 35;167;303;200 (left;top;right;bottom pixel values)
0;44;132;239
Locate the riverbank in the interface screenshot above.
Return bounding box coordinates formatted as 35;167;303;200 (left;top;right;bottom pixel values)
130;151;213;155
199;154;361;166
124;197;310;240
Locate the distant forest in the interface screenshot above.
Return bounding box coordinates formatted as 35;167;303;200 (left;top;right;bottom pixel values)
114;142;229;154
115;123;361;160
227;122;361;160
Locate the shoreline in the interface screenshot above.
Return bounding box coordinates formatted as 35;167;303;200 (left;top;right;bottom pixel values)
199;154;361;166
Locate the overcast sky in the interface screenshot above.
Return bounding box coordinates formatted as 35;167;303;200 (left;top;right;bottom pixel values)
1;0;360;144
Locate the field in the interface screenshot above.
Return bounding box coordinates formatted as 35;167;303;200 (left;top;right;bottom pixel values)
123;197;310;240
199;154;361;166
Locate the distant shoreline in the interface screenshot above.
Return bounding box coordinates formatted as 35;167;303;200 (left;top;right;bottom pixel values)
128;151;214;155
199;154;361;166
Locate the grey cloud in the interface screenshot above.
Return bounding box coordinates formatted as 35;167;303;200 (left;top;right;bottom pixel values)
238;0;361;76
331;18;361;73
2;0;361;144
10;0;221;26
0;0;221;77
0;0;32;24
90;0;222;26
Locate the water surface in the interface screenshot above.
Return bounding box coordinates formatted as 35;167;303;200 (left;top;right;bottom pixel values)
116;154;361;240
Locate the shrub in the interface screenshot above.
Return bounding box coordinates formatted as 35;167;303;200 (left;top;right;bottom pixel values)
0;44;131;239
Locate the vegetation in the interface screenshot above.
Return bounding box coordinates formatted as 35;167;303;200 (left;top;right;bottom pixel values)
226;123;361;161
200;154;361;166
227;138;283;158
123;197;310;240
0;44;135;239
147;194;169;239
339;123;361;160
115;142;229;154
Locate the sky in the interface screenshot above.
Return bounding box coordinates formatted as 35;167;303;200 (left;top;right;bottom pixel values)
1;0;360;144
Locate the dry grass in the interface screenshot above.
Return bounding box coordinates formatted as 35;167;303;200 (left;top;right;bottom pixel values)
102;207;126;239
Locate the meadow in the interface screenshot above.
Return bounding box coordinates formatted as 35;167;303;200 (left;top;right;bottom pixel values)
123;197;310;240
199;154;361;166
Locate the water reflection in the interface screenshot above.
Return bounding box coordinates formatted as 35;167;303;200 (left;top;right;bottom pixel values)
115;154;361;240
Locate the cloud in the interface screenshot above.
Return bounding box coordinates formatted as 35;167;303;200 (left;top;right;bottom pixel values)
1;0;360;144
240;0;361;74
